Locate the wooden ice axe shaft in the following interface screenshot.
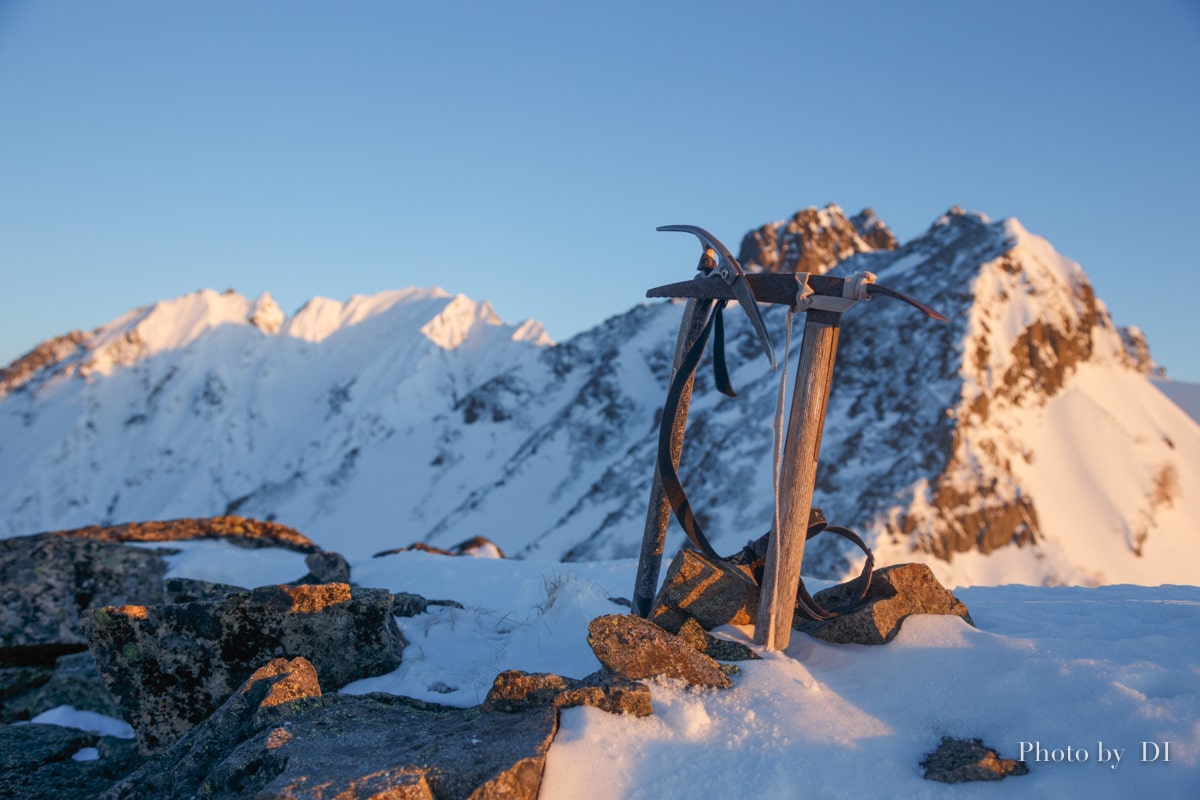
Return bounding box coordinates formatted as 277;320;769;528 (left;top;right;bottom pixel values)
632;297;713;617
753;308;841;649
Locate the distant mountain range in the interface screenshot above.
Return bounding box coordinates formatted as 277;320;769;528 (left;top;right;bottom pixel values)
2;205;1196;586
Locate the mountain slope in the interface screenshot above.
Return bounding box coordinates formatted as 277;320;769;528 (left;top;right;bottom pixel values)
1;207;1196;586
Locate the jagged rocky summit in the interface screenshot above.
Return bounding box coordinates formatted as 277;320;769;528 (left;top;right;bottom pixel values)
1;205;1197;586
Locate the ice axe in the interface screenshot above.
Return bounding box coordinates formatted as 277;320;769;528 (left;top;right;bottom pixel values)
631;225;776;618
636;229;946;650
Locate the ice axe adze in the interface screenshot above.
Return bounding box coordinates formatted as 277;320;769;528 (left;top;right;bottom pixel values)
637;241;946;651
631;225;776;619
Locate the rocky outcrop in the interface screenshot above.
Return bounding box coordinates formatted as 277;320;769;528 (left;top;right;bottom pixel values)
0;722;142;800
42;516;321;554
850;207;899;251
738;204;891;275
587;614;736;689
83;583;406;753
920;736;1029;783
103;656;559;800
0;330;90;402
1;651;121;724
793;563;973;645
0;535;170;665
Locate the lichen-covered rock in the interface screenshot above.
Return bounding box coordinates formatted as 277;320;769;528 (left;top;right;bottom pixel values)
483;669;652;717
0;535;170;661
2;651;121;722
920;736;1029;782
104;657;556;800
83;583;406;753
0;723;143;800
648;548;759;634
587;614;735;689
793;563;974;645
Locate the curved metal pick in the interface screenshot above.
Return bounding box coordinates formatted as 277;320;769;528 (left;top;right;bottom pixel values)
863;284;949;322
657;225;777;371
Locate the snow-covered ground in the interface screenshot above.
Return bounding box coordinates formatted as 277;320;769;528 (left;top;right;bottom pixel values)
29;544;1200;796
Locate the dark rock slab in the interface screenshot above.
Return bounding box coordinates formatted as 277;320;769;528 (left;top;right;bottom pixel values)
648;548;759;634
0;723;143;800
587;614;735;689
103;657;557;800
0;535;169;663
920;736;1029;782
163;576;247;604
793;563;974;645
2;651;121;722
483;669;652;717
83;583;406;753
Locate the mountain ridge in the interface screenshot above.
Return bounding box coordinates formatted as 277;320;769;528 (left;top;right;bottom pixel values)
1;206;1195;587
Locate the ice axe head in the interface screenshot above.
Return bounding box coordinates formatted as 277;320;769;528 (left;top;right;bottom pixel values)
657;224;777;371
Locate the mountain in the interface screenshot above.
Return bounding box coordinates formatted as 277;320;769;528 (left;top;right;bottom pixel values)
1;206;1197;586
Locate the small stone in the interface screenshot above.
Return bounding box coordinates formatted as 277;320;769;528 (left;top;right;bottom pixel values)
483;669;652;717
587;614;733;689
299;551;351;584
920;736;1029;783
392;592;464;618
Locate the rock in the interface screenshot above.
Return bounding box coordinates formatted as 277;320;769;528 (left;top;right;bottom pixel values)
738;204;889;275
298;550;351;584
40;515;320;553
483;669;652;717
0;723;143;800
675;617;760;662
83;583;406;753
104;657;557;800
648;548;759;634
163;577;246;604
0;535;170;664
587;614;735;689
793;563;974;645
373;535;506;559
2;651;121;722
392;591;465;618
920;736;1029;782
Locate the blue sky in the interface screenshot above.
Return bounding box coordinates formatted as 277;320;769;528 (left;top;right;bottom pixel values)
1;0;1198;380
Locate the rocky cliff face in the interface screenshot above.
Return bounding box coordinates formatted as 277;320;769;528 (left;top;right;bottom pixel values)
737;204;897;275
1;208;1195;586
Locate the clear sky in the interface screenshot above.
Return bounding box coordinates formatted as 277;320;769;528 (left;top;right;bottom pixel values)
1;0;1198;381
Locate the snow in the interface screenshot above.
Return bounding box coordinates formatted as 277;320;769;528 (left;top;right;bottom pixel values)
32;542;1190;795
26;705;134;739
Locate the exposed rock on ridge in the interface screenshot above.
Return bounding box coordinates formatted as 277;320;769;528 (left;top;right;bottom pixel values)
737;203;896;275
